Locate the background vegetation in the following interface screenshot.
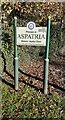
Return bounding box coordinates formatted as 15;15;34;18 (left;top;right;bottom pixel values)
1;2;65;70
1;2;65;120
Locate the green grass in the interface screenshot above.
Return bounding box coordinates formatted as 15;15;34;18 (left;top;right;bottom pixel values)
2;83;65;120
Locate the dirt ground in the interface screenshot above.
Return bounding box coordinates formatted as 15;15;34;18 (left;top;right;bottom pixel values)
2;55;65;96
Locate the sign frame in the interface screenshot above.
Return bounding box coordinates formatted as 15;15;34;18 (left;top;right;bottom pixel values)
16;23;47;46
14;16;51;94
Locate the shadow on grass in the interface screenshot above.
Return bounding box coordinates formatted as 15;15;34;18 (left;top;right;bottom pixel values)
2;78;15;89
49;82;65;92
18;68;43;82
5;71;14;79
1;68;65;93
19;69;65;93
21;79;43;93
1;49;65;93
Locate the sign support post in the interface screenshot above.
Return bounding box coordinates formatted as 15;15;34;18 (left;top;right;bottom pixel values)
14;17;18;90
44;16;51;94
13;16;50;94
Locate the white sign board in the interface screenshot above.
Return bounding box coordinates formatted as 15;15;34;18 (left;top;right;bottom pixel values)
16;22;47;46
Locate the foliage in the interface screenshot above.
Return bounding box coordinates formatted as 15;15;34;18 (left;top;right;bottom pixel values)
1;2;64;34
1;2;65;119
1;2;65;70
2;83;65;119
